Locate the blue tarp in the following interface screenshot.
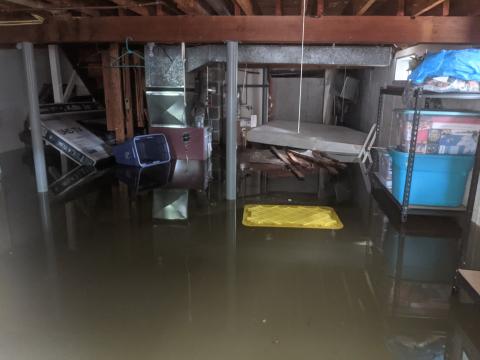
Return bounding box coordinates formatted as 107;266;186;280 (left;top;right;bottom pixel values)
409;49;480;84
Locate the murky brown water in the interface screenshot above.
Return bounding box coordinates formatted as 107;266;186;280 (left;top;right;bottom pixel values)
1;149;480;359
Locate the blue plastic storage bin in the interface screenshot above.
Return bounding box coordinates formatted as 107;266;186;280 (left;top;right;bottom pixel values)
389;149;474;207
113;134;170;168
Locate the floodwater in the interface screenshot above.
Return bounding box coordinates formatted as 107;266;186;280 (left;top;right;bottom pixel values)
1;149;480;360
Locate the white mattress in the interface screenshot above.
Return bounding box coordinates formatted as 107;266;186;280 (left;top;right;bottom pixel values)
246;121;368;158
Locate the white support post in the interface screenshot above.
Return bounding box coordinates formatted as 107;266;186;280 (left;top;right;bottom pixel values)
21;42;48;193
226;41;238;200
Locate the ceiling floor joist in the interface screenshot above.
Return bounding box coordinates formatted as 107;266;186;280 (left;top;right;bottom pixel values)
0;16;479;44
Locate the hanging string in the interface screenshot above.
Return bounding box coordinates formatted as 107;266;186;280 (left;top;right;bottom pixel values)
340;67;346;125
297;0;307;134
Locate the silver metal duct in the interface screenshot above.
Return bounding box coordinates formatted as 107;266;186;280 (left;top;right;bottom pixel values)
186;45;392;72
145;44;393;87
144;44;392;127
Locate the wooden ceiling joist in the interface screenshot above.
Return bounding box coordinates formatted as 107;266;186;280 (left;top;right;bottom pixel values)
174;0;209;15
1;16;480;44
353;0;378;15
234;0;254;15
411;0;445;16
110;0;149;15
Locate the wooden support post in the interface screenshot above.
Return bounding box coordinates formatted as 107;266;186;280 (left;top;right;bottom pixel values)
102;44;125;143
122;56;134;139
133;56;145;128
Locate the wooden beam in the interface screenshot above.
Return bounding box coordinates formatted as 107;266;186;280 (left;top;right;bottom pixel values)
174;0;209;15
234;0;254;15
1;16;480;44
316;0;324;16
353;0;378;15
411;0;445;16
102;44;125;143
275;0;282;15
110;0;149;16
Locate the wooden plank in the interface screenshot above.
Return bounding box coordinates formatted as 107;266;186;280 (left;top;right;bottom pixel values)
270;146;305;180
2;16;480;44
174;0;209;15
353;0;378;15
234;0;254;15
316;0;324;16
275;0;282;15
101;44;125;143
110;0;149;16
122;56;134;139
412;0;445;16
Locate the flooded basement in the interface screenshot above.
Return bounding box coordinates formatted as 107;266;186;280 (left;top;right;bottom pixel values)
1;148;480;360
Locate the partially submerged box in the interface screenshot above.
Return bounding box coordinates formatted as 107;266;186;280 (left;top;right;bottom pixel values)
42;119;112;167
396;109;480;155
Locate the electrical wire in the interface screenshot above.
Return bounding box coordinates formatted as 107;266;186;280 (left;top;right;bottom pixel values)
297;0;307;134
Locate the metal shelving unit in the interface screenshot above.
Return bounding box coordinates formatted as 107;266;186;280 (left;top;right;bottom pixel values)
371;86;480;223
